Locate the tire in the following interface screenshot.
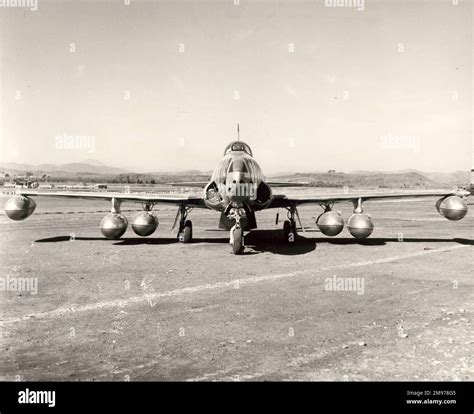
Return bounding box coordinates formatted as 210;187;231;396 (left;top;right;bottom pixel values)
232;227;244;255
283;220;295;242
179;220;193;243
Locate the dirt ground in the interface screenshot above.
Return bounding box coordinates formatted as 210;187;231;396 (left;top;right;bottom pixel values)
0;194;473;381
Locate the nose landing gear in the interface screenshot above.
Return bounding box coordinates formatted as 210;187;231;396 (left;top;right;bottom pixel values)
230;225;244;255
227;206;246;254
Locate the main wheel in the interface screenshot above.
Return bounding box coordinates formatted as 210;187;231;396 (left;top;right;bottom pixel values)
179;220;193;243
232;227;244;255
283;220;296;242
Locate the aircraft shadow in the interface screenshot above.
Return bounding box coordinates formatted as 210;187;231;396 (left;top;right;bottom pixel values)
33;233;315;255
36;236;110;243
309;237;474;246
35;236;229;245
243;230;316;255
113;237;230;245
34;234;474;256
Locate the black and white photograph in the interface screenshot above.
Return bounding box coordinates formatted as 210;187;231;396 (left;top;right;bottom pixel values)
0;0;473;408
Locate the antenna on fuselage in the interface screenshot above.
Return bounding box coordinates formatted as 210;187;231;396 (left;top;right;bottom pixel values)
237;123;240;141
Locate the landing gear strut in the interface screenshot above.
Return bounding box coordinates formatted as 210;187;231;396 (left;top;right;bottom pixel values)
283;205;298;242
227;207;245;254
175;205;193;243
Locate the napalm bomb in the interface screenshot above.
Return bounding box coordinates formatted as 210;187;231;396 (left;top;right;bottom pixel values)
3;125;471;255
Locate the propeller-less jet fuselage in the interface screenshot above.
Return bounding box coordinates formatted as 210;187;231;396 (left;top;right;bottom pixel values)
4;130;471;254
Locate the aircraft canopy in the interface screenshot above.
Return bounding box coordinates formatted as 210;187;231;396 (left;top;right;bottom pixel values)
224;141;253;157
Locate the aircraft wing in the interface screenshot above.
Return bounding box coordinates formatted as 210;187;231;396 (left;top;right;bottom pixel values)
167;181;312;188
168;182;209;187
16;190;207;208
268;189;470;209
266;182;313;188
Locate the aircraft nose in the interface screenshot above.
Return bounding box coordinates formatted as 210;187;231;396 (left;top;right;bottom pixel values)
231;172;247;184
230;159;246;173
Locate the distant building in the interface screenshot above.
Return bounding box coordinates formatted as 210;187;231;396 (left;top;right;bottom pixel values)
0;172;10;185
13;179;39;188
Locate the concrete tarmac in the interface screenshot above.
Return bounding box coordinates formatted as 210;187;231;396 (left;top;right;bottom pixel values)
0;196;472;381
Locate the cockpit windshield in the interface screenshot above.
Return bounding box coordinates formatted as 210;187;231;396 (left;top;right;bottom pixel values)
224;141;253;157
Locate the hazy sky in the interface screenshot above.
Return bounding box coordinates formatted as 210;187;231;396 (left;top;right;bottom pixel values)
0;0;472;173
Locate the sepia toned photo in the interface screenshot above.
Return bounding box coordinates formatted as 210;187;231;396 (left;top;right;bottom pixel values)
0;0;472;404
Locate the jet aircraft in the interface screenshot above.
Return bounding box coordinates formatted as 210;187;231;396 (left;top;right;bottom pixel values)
4;127;470;254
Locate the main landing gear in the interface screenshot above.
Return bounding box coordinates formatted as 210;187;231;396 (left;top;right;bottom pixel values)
282;205;300;243
175;205;193;243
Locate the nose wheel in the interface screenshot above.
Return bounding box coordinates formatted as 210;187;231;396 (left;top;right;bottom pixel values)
230;225;244;255
227;206;246;254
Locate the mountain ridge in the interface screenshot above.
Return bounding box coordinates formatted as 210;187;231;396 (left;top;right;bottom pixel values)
0;162;470;188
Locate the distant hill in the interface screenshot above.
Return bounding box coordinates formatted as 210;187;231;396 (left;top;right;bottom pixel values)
270;171;442;189
0;161;470;188
0;162;212;184
416;171;470;186
347;169;470;186
114;171;211;185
